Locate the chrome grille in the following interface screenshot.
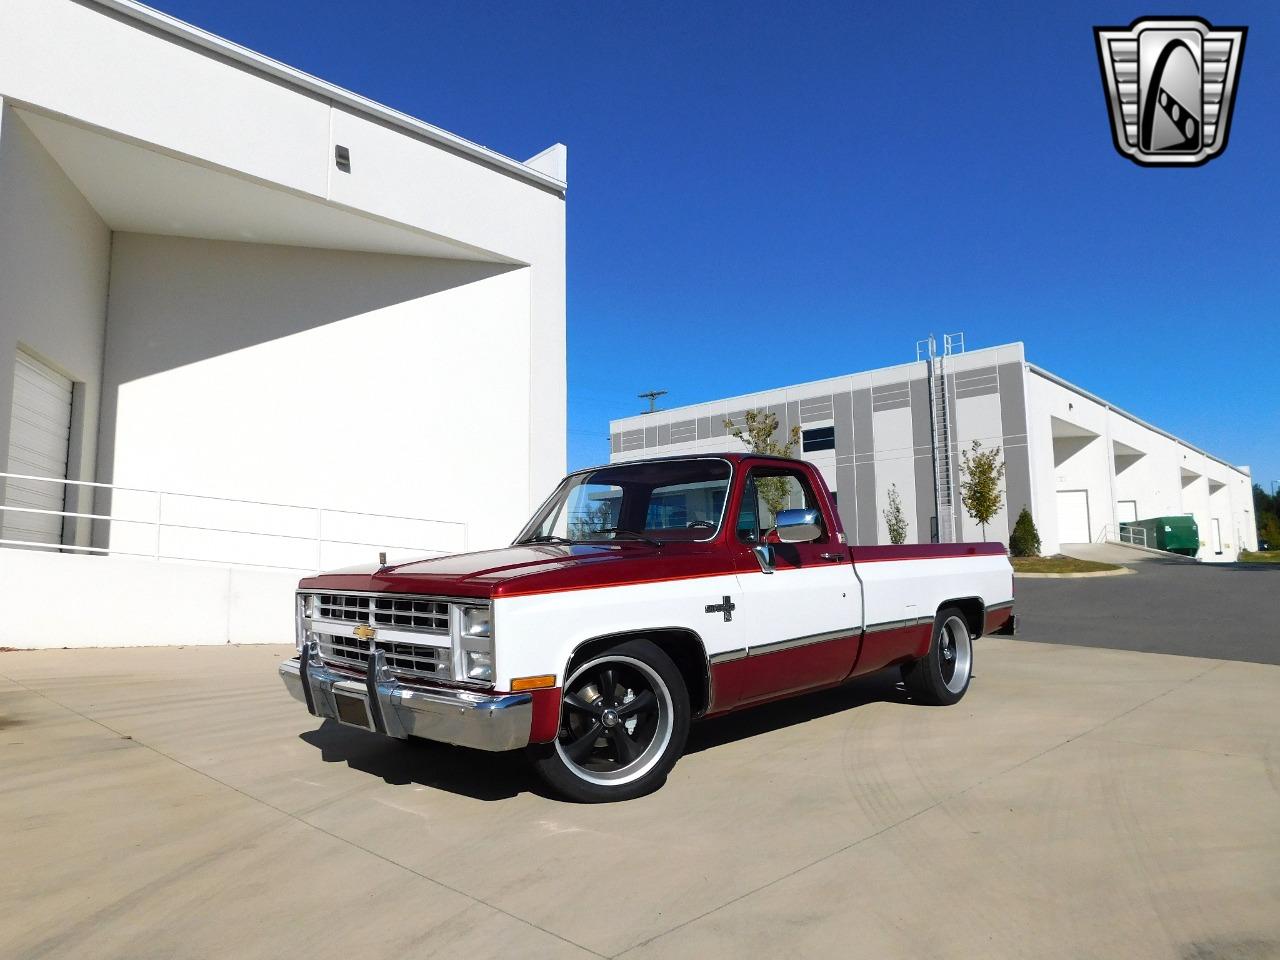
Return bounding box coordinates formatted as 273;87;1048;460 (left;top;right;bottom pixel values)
318;594;449;632
308;591;458;682
317;633;447;679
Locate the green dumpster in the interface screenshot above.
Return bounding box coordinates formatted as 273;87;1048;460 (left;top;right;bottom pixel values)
1126;516;1200;556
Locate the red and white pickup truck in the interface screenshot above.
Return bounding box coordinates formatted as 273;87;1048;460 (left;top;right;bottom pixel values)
282;454;1015;802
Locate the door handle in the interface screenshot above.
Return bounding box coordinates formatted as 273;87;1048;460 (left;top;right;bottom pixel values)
820;552;845;562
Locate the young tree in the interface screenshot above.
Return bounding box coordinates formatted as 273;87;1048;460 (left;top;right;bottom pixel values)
725;409;801;519
1009;507;1041;557
882;483;909;545
959;439;1006;541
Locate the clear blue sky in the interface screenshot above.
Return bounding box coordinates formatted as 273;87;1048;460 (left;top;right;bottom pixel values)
153;0;1279;489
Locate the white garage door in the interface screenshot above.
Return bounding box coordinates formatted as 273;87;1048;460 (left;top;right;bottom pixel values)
3;353;73;546
1056;489;1091;544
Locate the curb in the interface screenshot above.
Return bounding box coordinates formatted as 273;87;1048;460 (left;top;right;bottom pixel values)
1015;567;1135;579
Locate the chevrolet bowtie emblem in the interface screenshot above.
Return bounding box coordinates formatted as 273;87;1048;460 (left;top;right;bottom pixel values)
353;624;376;641
1095;17;1247;167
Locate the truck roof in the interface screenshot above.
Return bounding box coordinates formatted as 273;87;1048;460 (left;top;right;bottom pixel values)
571;452;804;475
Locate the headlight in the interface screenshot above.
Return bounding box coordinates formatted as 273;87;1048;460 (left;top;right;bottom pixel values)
461;607;490;638
464;650;494;682
457;606;493;683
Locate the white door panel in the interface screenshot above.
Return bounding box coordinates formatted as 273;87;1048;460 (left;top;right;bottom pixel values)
4;353;72;545
1056;490;1091;544
733;564;860;652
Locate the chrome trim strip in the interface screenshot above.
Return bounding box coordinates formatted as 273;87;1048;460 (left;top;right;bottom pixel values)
985;600;1014;612
310;619;451;646
709;648;747;665
864;616;925;633
749;627;857;658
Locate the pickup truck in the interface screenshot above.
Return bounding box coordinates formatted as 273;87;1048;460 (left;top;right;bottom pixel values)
281;454;1015;802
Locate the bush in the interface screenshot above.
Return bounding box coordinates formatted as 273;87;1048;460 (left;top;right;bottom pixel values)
1009;507;1041;557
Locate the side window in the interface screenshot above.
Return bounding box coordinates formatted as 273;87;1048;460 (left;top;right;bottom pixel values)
737;467;827;543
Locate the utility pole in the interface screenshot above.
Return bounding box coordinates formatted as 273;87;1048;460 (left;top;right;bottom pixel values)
638;390;667;413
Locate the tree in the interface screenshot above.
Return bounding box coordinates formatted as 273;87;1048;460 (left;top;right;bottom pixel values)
882;483;909;545
959;439;1006;541
1009;507;1041;557
725;409;801;519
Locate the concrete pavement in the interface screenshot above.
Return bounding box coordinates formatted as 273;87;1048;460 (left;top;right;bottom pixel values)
2;638;1278;959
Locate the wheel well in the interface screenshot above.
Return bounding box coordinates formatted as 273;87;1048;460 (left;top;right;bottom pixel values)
939;597;985;638
565;629;711;718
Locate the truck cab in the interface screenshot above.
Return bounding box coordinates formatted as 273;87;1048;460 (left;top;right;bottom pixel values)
282;454;1014;802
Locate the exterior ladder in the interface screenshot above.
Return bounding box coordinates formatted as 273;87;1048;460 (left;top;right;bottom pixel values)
926;343;958;543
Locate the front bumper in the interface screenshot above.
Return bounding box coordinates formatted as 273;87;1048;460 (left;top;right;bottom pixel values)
280;646;532;752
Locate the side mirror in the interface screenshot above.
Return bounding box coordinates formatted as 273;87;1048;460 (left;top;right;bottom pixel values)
776;508;822;543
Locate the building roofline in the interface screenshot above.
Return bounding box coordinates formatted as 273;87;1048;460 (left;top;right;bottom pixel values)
87;0;567;195
1025;364;1248;476
610;342;1023;429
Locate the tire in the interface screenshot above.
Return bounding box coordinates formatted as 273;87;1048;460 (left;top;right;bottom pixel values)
902;607;974;706
528;638;690;803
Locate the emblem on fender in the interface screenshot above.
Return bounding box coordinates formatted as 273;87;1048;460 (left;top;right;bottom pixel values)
1094;17;1246;166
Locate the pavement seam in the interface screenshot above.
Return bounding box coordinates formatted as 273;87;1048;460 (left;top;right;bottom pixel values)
614;657;1228;958
0;670;608;960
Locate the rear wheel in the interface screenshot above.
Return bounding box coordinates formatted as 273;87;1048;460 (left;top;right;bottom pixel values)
902;607;973;706
528;638;690;802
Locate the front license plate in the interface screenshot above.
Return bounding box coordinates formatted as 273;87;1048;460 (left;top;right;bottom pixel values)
334;691;374;730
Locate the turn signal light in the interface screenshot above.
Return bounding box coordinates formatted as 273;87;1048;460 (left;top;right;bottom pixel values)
511;674;556;692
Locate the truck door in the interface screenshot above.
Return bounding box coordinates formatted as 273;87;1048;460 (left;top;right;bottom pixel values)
729;464;861;703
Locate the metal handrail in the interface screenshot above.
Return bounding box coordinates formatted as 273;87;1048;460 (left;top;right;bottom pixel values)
0;471;468;573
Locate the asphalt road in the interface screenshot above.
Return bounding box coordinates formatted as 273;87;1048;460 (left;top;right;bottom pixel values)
1015;557;1280;665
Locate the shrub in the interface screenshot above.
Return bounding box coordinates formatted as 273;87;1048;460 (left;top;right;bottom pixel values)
1009;507;1041;557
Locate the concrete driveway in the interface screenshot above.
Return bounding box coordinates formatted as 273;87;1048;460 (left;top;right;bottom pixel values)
3;612;1279;958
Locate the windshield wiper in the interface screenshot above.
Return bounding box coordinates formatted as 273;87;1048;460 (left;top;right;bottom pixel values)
518;534;574;545
592;528;664;548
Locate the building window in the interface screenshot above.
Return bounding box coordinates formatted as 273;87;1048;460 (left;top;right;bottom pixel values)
802;426;835;452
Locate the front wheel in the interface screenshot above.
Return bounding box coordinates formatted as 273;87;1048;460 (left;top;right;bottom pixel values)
902;607;974;706
528;638;690;803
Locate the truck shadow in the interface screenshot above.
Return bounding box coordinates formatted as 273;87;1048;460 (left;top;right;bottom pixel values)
686;669;912;755
300;722;539;801
298;668;919;801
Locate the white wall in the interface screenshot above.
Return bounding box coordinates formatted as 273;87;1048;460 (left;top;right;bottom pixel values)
1026;370;1255;560
97;234;534;553
0;104;110;545
0;0;567;516
0;547;296;648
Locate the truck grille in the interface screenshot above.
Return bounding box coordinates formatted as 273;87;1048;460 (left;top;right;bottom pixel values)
317;633;447;679
317;594;449;632
308;592;458;681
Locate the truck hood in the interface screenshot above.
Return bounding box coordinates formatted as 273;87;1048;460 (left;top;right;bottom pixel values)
298;542;686;599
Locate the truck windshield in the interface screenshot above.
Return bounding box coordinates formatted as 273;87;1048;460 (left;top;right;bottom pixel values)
517;459;732;545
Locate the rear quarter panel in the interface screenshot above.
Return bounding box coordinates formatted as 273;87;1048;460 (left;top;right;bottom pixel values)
851;544;1013;671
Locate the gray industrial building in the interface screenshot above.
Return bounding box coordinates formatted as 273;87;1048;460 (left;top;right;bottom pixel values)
609;340;1257;562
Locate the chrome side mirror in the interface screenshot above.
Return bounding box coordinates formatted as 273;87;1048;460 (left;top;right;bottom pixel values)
776;508;822;543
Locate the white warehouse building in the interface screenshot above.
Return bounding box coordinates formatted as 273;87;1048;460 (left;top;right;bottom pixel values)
0;0;565;646
610;341;1257;562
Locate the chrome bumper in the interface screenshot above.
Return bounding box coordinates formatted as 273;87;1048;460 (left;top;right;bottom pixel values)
279;647;532;752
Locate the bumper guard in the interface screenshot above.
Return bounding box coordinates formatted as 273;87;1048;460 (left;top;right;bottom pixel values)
280;643;532;752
